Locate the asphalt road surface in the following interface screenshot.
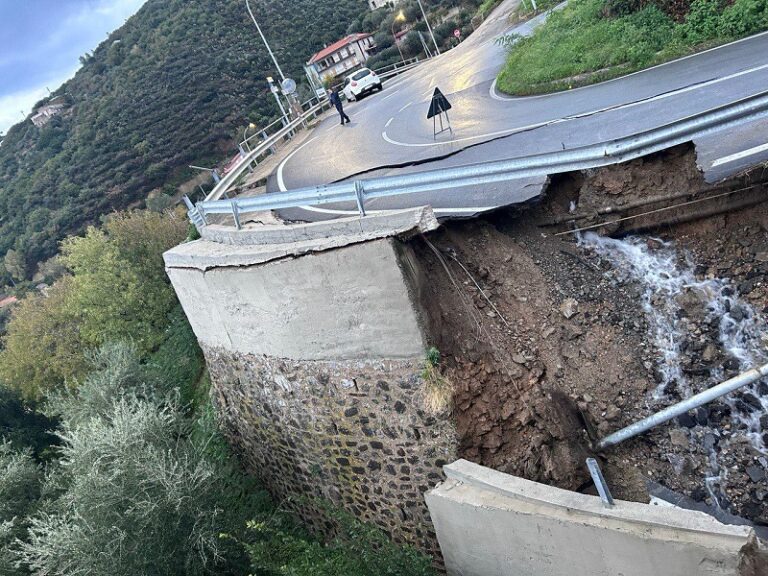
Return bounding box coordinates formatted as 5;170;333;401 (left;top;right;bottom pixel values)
271;0;768;221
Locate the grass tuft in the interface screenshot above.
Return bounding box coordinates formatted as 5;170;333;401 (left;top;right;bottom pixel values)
497;0;768;95
421;348;453;414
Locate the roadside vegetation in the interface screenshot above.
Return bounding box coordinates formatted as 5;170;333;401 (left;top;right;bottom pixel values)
350;0;489;71
497;0;768;94
0;208;436;575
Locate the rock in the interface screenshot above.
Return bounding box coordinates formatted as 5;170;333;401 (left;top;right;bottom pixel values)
605;406;621;421
565;325;583;340
676;412;697;428
560;298;579;319
669;429;689;449
756;252;768;263
746;465;766;483
729;304;746;322
695;407;709;426
512;353;527;365
723;357;741;371
702;344;718;363
741;393;762;411
703;433;719;452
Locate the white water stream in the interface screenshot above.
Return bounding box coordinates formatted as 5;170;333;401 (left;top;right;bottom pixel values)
579;233;767;507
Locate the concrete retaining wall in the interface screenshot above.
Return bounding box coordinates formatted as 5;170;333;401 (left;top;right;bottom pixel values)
166;237;426;360
164;211;456;557
426;459;761;576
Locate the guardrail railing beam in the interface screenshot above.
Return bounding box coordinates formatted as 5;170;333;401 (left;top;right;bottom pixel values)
189;72;768;232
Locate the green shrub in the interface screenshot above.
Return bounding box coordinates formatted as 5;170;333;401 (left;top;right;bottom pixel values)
497;0;768;94
242;503;436;576
676;0;726;42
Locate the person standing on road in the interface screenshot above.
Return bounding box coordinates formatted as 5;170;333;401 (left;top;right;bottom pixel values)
329;87;350;125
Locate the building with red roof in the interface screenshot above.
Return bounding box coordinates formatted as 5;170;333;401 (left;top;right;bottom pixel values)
0;296;18;309
305;33;376;85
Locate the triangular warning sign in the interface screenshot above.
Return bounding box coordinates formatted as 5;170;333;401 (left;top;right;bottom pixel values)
427;87;452;119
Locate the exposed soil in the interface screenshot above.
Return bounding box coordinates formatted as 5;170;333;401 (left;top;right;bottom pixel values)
411;144;768;527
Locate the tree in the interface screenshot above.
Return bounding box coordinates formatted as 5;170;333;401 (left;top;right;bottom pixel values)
3;250;26;282
0;278;85;400
0;442;42;576
0;211;188;399
59;211;186;353
17;344;250;576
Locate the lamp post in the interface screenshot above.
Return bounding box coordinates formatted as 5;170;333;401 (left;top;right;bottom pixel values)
416;0;440;56
243;122;257;152
391;10;406;63
245;0;285;82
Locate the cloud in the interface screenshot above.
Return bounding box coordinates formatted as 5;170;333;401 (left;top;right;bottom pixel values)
0;0;147;134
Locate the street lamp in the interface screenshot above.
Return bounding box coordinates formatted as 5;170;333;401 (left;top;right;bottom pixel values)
416;0;440;56
245;0;285;82
391;10;406;64
242;122;257;152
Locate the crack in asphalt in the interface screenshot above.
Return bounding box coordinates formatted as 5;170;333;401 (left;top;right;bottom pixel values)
327;75;722;185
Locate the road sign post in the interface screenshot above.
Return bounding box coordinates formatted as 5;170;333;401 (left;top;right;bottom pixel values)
427;87;453;140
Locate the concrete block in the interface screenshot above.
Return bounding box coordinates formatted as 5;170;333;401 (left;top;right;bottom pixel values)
165;237;427;360
426;459;759;576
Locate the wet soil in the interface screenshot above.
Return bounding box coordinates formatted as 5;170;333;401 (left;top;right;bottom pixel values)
411;144;768;526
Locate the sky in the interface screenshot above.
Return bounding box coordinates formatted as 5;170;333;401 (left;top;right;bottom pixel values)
0;0;148;134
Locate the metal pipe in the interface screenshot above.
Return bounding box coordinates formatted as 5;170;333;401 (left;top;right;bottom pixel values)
245;0;285;82
597;362;768;450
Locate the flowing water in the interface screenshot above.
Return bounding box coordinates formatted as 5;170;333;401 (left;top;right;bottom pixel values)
578;232;768;507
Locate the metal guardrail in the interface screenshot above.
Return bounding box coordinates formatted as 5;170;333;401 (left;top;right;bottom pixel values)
185;89;768;230
201;98;333;205
194;58;427;213
375;57;421;79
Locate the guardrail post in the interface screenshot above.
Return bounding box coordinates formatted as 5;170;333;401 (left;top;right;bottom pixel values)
354;181;367;217
586;458;614;508
263;131;276;155
231;200;241;230
195;202;208;226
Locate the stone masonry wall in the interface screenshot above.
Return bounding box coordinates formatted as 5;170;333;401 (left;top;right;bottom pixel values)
206;347;457;557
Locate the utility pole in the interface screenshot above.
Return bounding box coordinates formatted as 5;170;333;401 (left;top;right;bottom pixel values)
416;0;440;56
245;0;286;82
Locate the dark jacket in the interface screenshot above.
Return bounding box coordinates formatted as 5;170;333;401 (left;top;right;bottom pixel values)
329;90;342;108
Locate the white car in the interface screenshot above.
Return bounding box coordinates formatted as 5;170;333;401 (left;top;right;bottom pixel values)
342;68;383;102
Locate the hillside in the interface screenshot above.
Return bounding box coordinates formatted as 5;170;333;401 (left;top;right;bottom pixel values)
0;0;366;282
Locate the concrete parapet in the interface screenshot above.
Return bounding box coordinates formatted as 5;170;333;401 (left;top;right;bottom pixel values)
200;206;439;246
426;459;761;576
165;236;427;360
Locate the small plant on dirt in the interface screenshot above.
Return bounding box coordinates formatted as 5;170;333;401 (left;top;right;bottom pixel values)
422;347;453;415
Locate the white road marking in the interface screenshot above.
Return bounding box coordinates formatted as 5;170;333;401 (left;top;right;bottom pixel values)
383;60;768;148
277;136;318;191
398;102;413;113
381;89;401;101
385;117;394;128
711;142;768;167
382;117;552;147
